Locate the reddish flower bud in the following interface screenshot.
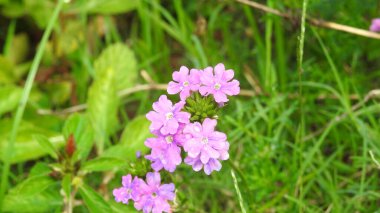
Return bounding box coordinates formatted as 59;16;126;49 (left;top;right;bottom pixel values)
65;134;76;157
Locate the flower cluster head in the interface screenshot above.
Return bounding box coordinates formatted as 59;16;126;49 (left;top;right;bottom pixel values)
370;18;380;32
113;172;175;213
115;63;239;212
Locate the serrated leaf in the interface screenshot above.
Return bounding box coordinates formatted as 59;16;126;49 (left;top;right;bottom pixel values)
63;114;95;162
87;68;119;152
81;157;126;172
102;116;151;161
0;84;22;116
0;119;65;163
79;183;112;213
33;134;58;159
2;176;62;213
94;43;137;91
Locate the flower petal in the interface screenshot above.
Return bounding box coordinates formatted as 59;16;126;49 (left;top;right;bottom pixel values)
202;118;217;135
167;81;181;94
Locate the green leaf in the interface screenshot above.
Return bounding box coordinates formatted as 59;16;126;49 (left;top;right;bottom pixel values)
102;116;151;161
63;114;95;162
62;174;72;197
68;0;139;15
79;183;112;213
94;43;137;91
87;67;119;152
109;199;138;213
43;81;72;105
0;55;15;83
0;84;22;116
0;119;65;163
33;134;58;159
30;162;52;177
81;157;126;172
2;176;62;213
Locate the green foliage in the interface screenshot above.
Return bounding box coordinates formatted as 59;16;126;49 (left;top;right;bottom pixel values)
33;134;59;159
87;67;119;152
102;116;151;161
0;84;22;116
79;183;112;213
94;43;138;91
68;0;139;15
63;114;95;162
0;119;64;163
2;176;62;212
81;157;126;172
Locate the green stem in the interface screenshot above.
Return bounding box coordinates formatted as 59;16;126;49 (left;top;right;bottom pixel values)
0;0;65;209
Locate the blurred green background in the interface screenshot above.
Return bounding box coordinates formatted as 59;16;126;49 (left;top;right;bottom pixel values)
0;0;380;212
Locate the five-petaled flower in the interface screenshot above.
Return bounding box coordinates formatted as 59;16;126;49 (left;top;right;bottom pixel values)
134;172;175;213
199;63;240;103
183;118;229;175
167;66;201;100
145;130;184;172
113;174;141;204
146;95;190;135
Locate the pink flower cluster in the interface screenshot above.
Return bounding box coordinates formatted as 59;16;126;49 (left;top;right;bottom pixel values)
370;18;380;32
113;173;175;213
114;63;239;212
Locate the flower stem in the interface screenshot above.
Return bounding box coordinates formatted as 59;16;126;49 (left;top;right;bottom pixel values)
0;0;65;209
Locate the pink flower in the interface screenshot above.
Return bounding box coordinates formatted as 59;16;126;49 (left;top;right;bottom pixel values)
145;133;183;172
199;63;240;103
182;118;230;175
134;172;175;213
167;66;201;100
370;18;380;32
113;174;141;204
146;95;190;135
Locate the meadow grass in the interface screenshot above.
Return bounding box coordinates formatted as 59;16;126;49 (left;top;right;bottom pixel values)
1;0;380;212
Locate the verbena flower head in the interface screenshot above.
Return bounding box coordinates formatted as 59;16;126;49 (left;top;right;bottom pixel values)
145;132;184;172
113;174;141;204
199;63;240;103
182;118;229;175
134;172;175;213
370;18;380;32
146;95;190;135
167;66;201;100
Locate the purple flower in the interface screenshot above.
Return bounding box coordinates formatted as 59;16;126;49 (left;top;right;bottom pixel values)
145;133;183;172
146;95;190;135
182;118;230;175
134;172;175;213
167;66;201;100
199;63;240;103
370;18;380;32
113;174;141;204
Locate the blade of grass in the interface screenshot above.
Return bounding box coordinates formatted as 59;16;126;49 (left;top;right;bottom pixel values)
0;0;65;209
296;0;308;212
231;170;247;213
3;19;16;56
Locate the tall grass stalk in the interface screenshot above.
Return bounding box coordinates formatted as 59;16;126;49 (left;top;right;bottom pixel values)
296;0;309;211
0;0;65;209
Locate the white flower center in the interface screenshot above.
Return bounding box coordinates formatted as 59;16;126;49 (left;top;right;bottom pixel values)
201;137;208;145
165;136;173;144
127;189;132;194
214;83;221;90
183;81;189;87
165;112;174;120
